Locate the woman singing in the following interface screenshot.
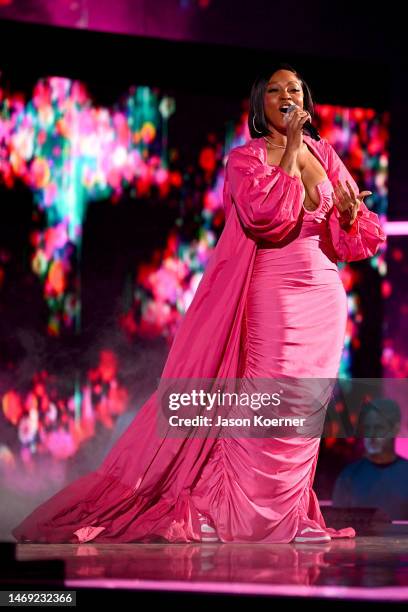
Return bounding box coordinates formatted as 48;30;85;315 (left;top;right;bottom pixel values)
12;63;386;545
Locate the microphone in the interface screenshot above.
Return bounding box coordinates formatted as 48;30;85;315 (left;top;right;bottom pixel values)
283;104;321;141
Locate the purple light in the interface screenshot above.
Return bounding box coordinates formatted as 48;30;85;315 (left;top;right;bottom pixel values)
384;221;408;236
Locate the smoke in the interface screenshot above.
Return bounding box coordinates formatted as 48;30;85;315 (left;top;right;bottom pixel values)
0;319;170;542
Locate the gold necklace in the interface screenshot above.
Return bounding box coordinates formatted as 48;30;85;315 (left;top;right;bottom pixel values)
263;135;286;149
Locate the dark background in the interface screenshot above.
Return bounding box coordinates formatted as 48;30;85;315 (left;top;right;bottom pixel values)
0;5;405;518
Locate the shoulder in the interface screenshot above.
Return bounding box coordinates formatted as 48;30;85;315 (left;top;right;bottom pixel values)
318;137;340;162
227;137;266;164
303;135;341;175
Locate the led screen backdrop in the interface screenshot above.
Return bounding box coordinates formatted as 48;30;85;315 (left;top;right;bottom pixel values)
0;65;389;532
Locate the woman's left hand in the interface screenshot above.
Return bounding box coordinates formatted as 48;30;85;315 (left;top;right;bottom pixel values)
332;179;372;227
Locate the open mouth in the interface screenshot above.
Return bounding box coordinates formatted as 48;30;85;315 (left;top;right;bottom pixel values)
279;105;291;114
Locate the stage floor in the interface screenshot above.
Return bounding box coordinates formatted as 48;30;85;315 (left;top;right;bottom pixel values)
10;536;408;601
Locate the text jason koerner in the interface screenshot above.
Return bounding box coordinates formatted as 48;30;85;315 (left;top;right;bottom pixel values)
167;415;306;427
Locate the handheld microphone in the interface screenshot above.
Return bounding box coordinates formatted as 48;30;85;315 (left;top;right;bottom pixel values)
283;104;320;141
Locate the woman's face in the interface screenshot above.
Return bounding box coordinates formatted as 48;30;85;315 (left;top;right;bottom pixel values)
263;69;304;132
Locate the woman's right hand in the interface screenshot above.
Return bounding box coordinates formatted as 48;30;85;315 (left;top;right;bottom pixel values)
285;106;311;153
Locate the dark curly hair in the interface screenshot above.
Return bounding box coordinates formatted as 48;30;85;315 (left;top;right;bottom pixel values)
248;62;318;140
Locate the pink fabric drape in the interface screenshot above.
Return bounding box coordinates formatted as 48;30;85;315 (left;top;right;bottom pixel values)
11;135;386;544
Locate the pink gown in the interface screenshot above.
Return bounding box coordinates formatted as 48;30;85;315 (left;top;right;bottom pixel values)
11;134;386;544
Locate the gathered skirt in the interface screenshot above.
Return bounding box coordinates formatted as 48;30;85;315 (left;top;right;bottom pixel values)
189;230;350;542
12;221;355;543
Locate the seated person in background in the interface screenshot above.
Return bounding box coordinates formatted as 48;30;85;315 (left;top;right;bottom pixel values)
332;398;408;520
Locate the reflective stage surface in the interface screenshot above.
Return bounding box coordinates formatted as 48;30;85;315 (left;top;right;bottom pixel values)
11;536;408;601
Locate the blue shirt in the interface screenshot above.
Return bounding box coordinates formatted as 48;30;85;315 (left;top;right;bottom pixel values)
332;456;408;520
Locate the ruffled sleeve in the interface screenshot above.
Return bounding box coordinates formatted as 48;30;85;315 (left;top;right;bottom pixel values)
324;140;386;262
225;146;304;243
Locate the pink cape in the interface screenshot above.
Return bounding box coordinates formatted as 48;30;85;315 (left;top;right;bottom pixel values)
12;135;386;544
